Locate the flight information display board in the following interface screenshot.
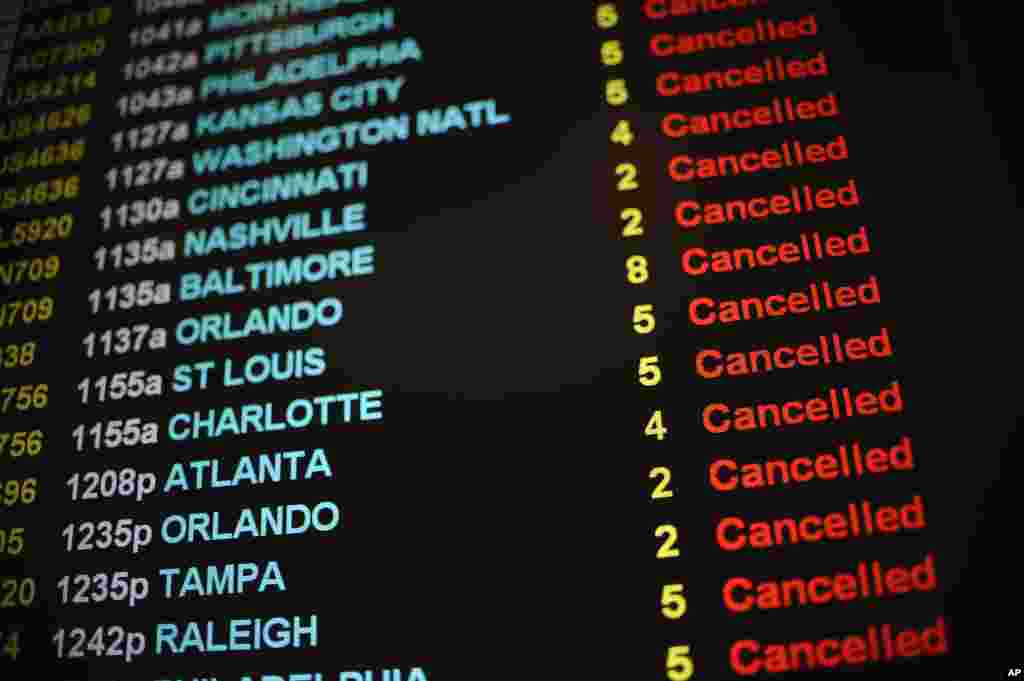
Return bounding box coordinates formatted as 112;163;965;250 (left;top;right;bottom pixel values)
0;1;1019;679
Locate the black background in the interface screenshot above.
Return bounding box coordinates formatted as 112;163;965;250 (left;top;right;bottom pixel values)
1;1;1021;679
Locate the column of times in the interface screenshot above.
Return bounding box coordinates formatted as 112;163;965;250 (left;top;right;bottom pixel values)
600;1;952;678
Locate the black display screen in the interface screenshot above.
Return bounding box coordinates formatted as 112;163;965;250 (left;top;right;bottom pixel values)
1;2;1020;679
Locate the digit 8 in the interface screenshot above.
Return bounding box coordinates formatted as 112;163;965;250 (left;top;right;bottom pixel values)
627;255;649;284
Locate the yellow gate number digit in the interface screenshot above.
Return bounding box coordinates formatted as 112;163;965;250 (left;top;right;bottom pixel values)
667;645;694;680
633;304;655;334
638;356;662;386
606;79;629;106
611;120;634;146
2;631;19;660
601;40;624;66
615;162;639;191
649;467;673;500
620;207;643;237
655;524;679;559
626;255;649;284
645;410;668;440
661;584;687;619
596;3;619;29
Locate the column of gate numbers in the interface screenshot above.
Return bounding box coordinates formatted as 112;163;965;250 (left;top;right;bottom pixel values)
596;3;695;679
